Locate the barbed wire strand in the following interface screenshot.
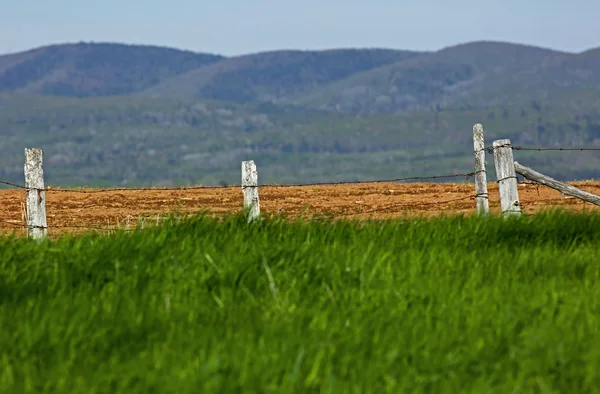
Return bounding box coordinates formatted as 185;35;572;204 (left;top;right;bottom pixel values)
0;172;476;193
0;143;597;233
3;196;475;232
244;173;476;189
2;143;599;192
0;180;238;192
478;144;600;154
3;196;598;234
0;144;596;192
513;146;600;151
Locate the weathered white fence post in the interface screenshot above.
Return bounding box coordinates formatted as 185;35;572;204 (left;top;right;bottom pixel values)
473;124;489;215
24;148;48;238
241;160;260;222
492;139;521;217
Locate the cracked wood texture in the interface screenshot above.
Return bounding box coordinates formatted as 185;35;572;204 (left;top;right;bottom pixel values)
515;162;600;206
24;148;47;238
242;160;260;221
473;124;489;215
492;139;521;217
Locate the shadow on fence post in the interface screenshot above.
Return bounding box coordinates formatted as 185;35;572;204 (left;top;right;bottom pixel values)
241;160;260;222
24;148;48;239
473;124;489;215
492;139;521;217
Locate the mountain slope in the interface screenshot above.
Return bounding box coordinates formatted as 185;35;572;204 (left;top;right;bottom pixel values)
503;45;600;90
0;42;225;97
295;41;572;113
439;46;600;110
142;48;426;102
3;40;597;115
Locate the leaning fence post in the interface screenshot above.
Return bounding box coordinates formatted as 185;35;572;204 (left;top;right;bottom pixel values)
241;160;260;222
492;139;521;217
473;124;489;215
24;148;48;238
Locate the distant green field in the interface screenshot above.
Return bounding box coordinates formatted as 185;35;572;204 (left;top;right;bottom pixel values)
1;211;600;393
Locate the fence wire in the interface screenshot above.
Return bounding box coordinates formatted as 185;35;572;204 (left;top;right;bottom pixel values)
0;170;482;234
2;143;597;193
478;144;600;154
0;172;476;193
1;194;480;232
513;146;600;151
2;142;600;235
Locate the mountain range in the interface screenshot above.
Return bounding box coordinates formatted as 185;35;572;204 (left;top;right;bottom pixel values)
1;40;600;187
2;40;600;112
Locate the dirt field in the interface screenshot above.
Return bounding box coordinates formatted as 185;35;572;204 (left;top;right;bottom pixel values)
1;181;599;237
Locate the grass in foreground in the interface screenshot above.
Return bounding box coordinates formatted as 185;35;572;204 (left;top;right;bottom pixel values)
1;211;600;393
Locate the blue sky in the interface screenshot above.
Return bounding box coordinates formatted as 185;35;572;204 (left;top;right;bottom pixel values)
1;0;599;56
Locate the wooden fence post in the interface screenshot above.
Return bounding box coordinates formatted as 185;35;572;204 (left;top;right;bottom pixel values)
515;161;600;206
492;139;521;217
473;123;489;215
24;148;48;238
241;160;260;222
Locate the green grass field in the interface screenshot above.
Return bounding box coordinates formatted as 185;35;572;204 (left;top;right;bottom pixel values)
1;211;600;393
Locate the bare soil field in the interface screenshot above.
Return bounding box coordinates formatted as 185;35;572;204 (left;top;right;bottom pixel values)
1;181;599;237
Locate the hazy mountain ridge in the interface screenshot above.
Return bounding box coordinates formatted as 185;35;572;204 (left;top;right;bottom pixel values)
2;40;598;113
295;41;577;113
0;42;225;97
142;48;426;102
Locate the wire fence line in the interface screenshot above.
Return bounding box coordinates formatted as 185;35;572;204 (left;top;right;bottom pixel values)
0;172;478;193
475;144;600;154
2;189;594;232
2;193;587;230
0;143;596;193
0;166;495;234
0;179;238;192
0;194;481;232
1;143;597;193
512;146;600;151
3;172;598;194
2;140;600;235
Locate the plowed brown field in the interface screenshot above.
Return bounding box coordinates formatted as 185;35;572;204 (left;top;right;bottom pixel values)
2;181;600;238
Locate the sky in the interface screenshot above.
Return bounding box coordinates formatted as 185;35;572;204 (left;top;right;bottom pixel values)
1;0;599;56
